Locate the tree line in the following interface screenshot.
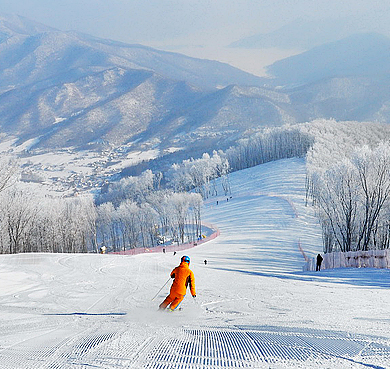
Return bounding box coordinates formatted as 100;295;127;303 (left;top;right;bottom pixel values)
304;120;390;253
0;124;318;254
0;179;202;254
225;127;314;172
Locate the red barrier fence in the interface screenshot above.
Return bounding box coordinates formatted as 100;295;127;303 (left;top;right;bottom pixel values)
298;240;309;262
110;222;220;256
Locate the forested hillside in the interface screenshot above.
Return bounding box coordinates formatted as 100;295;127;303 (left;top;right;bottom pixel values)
2;120;390;255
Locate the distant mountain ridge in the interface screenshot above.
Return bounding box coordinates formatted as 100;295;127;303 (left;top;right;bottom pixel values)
0;13;265;91
228;17;388;51
267;33;390;86
0;13;55;36
0;14;390;172
0;13;287;156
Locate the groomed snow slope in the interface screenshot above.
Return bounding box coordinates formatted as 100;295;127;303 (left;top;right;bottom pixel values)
1;158;390;368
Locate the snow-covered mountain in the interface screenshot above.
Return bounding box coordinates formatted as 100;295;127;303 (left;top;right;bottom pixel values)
0;13;55;37
1;14;390;186
0;14;265;91
0;14;293;156
267;33;390;123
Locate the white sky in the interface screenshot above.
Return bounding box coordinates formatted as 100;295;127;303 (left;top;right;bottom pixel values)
2;0;390;75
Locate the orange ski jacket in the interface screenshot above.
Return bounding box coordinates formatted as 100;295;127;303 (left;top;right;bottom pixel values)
170;261;196;296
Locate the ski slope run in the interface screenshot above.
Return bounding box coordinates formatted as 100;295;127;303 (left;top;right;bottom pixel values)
1;158;390;368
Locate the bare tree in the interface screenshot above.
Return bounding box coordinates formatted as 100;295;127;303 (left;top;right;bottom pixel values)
3;189;37;254
353;144;390;251
314;161;359;252
312;143;390;253
0;156;18;193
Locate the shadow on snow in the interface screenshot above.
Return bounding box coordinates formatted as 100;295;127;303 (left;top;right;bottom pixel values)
212;266;390;289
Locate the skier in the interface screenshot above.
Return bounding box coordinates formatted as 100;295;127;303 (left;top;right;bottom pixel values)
159;255;196;311
316;254;323;271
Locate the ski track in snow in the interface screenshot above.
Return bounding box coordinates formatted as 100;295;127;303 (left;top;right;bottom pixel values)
1;158;390;368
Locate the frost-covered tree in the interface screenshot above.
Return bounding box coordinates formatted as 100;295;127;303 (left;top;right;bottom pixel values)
225;126;314;172
2;189;37;254
311;142;390;253
170;192;190;244
97;169;156;206
117;200;142;250
313;161;359;252
352;144;390;251
146;190;174;239
0;156;18;193
167;151;230;198
0;190;98;254
189;192;203;240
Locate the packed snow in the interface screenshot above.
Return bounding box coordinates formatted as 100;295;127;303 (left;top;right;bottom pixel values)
1;158;390;368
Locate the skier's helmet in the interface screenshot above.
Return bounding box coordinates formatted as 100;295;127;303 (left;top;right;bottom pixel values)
181;255;190;264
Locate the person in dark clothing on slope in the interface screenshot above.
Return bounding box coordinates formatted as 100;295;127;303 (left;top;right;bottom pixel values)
316;254;323;271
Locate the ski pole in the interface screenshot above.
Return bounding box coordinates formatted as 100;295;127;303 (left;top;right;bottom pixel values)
151;277;171;301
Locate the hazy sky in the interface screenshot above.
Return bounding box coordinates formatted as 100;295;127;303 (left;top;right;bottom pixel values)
1;0;390;75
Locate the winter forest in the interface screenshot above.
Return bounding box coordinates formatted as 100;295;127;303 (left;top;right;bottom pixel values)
1;119;390;255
